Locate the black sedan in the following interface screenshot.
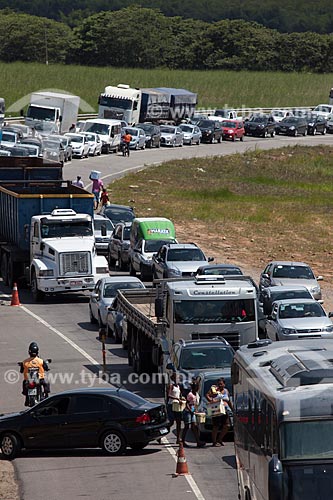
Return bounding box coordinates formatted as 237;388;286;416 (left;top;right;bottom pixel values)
0;388;169;459
275;116;308;136
244;114;276;138
306;114;327;135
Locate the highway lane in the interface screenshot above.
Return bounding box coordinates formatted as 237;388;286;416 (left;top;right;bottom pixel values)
1;133;333;499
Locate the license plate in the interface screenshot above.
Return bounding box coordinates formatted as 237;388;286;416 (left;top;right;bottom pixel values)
29;388;37;395
70;281;83;286
159;427;168;435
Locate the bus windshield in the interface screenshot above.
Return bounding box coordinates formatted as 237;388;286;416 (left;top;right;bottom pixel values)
174;299;255;323
281;421;333;460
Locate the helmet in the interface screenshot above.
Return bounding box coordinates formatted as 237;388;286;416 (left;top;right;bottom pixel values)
28;342;39;357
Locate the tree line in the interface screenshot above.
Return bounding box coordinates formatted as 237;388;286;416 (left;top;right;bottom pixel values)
1;6;333;72
0;0;333;33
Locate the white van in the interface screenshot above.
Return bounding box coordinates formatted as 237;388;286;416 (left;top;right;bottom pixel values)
82;118;121;153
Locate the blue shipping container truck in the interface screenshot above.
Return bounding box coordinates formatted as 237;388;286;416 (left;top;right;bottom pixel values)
0;180;94;287
0;156;63;182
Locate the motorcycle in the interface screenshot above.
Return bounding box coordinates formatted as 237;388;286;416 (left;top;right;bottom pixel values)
18;359;52;407
120;141;130;156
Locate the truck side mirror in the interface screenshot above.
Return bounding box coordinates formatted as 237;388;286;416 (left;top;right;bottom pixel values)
155;298;163;318
268;455;285;500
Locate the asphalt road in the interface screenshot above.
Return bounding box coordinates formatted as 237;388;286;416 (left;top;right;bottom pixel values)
1;133;333;500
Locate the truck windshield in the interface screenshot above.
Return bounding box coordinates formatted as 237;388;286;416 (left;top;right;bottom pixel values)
27;106;56;121
174;299;255;323
41;220;93;238
281;421;333;460
99;96;133;110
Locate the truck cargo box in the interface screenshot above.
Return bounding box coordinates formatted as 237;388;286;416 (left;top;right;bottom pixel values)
140;89;170;122
154;88;197;121
0;182;94;251
0;157;63;182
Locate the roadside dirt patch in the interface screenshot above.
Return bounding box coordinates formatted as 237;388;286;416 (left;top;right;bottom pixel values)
0;459;20;500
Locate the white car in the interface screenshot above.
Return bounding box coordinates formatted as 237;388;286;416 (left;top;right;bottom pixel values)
82;132;102;156
89;276;145;327
1;131;19;149
271;110;293;123
64;133;90;158
312;104;333;119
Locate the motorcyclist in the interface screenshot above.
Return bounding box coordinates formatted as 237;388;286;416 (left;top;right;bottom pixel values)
121;131;132;156
20;342;50;406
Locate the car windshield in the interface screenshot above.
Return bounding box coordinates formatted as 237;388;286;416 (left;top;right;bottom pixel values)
272;111;285;117
138;124;154;133
94;219;113;232
197;120;214;128
279;302;325;319
103;208;134;224
179;347;234;370
145;239;174;252
2;132;16;142
85;123;110;135
85;134;97;141
126;128;139;136
270;290;312;302
167;249;205;261
201;267;242;276
174;299;256;323
281;117;297;123
43;140;59;149
160;126;176;133
221;121;236;128
251;116;266;123
314;105;332;113
272;265;315;279
103;281;144;298
180;125;194;132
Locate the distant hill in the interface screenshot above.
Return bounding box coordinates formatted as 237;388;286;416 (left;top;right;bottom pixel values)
0;0;332;33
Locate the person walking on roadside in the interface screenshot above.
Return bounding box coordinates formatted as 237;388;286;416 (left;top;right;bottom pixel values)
100;187;110;207
90;175;104;210
166;372;183;444
181;381;206;448
72;176;84;188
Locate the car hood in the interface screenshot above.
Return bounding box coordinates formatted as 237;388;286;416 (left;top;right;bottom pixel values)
0;411;25;423
279;317;332;329
168;261;208;272
271;278;318;291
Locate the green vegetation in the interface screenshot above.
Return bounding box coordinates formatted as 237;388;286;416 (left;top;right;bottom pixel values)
108;145;333;267
1;8;333;72
2;63;333;115
1;0;333;34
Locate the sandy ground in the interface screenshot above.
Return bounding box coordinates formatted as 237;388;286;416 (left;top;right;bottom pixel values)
0;460;20;499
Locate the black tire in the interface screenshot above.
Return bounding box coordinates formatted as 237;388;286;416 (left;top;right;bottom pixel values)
89;306;97;324
101;430;126;455
106;323;113;338
114;326;122;344
264;129;268;138
1;433;20;460
31;271;44;302
240;135;244;141
140;265;151;281
130;442;148;451
98;312;104;328
129;263;136;276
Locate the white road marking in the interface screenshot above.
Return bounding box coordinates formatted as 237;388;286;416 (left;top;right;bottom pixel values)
161;437;206;500
16;303;205;500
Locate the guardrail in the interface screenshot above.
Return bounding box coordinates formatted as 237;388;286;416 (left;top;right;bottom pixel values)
4;107;316;124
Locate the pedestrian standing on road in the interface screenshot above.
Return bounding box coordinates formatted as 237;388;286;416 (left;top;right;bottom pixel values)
206;378;232;447
181;381;206;448
166;372;183;444
100;187;110;207
90;175;104;210
72;176;84;188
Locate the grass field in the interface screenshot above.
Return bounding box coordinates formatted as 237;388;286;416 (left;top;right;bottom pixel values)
1;62;333;114
108;145;333;276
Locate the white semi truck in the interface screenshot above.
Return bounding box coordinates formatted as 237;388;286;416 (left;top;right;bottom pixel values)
115;275;258;374
25;91;80;135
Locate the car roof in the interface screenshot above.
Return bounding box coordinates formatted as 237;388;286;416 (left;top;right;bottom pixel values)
98;276;143;284
165;243;198;249
102;204;133;211
45;387;142;398
197;263;241;270
264;285;311;292
273;298;321;306
268;261;310;267
179;340;233;349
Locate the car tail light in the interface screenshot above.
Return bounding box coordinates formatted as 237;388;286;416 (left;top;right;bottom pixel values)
135;413;151;424
28;382;36;388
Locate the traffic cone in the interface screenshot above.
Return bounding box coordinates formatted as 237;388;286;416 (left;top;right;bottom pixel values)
10;283;21;306
175;441;189;476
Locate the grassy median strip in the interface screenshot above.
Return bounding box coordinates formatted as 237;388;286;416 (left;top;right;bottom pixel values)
109;145;333;271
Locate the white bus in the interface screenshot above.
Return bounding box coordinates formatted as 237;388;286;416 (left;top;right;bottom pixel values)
232;338;333;500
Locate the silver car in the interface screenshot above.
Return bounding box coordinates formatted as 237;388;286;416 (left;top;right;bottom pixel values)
152;242;214;279
265;299;333;341
179;124;202;145
89;276;144;327
125;127;146;150
82;132;102;156
160;125;184;147
259;261;323;302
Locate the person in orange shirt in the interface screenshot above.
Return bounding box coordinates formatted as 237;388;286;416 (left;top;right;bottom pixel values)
122;131;132;156
20;342;50;406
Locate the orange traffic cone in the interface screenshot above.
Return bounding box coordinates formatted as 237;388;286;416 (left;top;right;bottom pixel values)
10;283;21;306
175;441;189;476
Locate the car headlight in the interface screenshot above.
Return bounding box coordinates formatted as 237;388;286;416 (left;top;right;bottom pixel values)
308;122;314;126
281;328;297;335
323;325;333;332
39;269;54;277
311;286;320;294
258;124;264;128
228;129;234;134
168;268;182;277
289;126;295;130
207;130;212;133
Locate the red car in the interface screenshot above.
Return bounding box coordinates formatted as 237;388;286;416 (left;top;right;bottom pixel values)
221;120;245;141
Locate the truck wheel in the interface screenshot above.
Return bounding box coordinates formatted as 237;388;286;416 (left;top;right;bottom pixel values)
0;253;9;286
31;272;44;302
140;265;150;281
